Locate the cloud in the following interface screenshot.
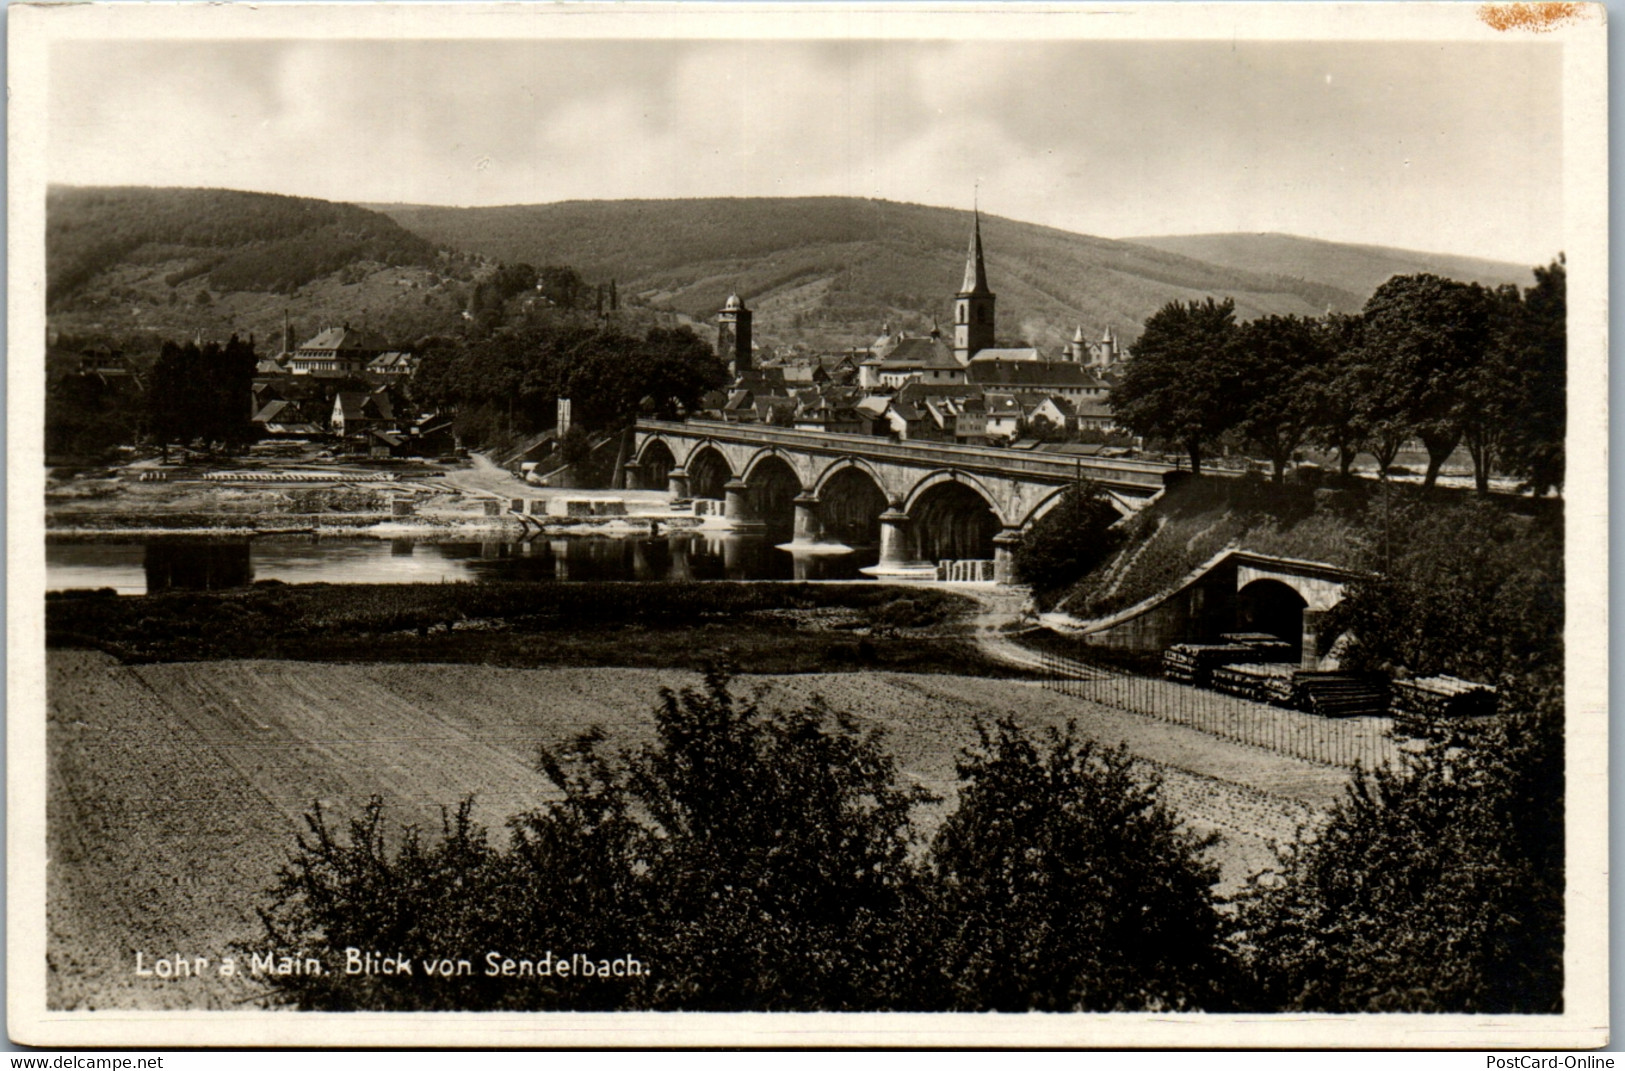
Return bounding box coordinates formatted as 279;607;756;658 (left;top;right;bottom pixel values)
46;37;1562;263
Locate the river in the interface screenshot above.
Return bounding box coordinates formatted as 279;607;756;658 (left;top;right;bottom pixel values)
46;532;881;595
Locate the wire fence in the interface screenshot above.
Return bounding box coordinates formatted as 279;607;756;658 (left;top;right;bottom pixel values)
1039;648;1397;771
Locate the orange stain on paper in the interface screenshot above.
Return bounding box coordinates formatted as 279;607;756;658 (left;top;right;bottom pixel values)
1477;2;1589;32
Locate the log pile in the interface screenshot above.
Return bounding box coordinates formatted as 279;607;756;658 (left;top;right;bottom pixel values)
1391;675;1498;721
1211;662;1298;704
1220;632;1286;646
1293;671;1390;718
1163;639;1294;685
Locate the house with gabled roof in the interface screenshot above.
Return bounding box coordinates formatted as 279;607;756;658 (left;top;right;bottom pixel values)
252;398;324;438
288;325;390;375
331;387;397;437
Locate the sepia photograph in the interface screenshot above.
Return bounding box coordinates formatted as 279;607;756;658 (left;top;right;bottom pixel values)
8;1;1608;1049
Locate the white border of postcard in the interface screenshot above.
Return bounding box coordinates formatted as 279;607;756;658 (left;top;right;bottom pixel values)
7;1;1609;1050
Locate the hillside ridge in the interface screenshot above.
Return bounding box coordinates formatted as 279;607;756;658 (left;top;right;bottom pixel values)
47;187;1538;357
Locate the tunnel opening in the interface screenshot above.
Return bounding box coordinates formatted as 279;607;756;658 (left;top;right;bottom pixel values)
686;446;732;502
909;481;1000;563
818;467;888;548
1235;579;1308;662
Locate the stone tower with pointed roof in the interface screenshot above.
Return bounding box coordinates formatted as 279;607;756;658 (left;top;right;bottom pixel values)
717;293;753;378
952;210;996;364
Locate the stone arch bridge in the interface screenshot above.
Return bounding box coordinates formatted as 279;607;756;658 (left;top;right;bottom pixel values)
630;420;1177;581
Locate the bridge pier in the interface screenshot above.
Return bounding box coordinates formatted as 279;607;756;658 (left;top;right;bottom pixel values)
622;462;643;491
723;478;765;531
992;527;1023;586
666;466;689;498
792;493;823;544
1301;609;1325;671
862;504;936;579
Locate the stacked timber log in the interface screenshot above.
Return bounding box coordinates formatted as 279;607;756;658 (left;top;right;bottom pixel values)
1293;671;1390;718
1392;675;1498;721
205;471;397;483
1211;662;1298;705
1220;632;1284;646
1163;639;1294;685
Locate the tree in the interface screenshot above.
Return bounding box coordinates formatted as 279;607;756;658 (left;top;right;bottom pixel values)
1237;699;1562;1013
601;668;931;1010
408;321;727;449
249;668;934;1011
901;718;1234;1011
1321;498;1563;691
1011;479;1121;595
1499;256;1566;494
1304;313;1369;478
537;265;588;310
1020;413;1069;443
1112;297;1241;475
148;340;201;457
1458;285;1525;493
1228;314;1334;483
1356;275;1495;489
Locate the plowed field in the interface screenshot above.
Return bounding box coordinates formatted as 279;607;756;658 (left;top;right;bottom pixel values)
46;651;1353;1010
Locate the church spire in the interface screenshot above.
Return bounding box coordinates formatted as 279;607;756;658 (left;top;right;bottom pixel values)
960;209;990;295
952;203;996;363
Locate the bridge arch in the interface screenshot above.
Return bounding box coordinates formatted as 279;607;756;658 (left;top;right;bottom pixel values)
743;453;802;536
902;470;1010;528
815;463;889;548
905;476;1003;563
685;444;734;501
1020;483;1130;530
633;437;678;490
810;456;889;500
740;447;804;487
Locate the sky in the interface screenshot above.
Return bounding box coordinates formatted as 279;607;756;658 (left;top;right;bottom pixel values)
48;34;1565;266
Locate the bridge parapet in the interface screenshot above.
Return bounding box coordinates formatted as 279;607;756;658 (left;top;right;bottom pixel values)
634;419;1171;496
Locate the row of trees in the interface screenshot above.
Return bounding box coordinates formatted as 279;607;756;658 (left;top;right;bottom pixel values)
1112;259;1566;493
249;665;1560;1013
147;335;260;454
412;321;727;445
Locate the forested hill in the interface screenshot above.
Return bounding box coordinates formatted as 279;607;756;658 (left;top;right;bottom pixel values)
371;197;1366;350
1123;233;1536;299
48;186;441;306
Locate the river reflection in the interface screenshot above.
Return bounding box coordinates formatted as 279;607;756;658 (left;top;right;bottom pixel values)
46;532;879;594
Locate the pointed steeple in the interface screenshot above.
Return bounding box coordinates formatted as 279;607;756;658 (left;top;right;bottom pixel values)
952;203;996;363
960;210;990;295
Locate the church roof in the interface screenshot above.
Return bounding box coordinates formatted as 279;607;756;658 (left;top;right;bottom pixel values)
959;210;992;295
880;336;961;370
969;347;1042;363
967;361;1108;390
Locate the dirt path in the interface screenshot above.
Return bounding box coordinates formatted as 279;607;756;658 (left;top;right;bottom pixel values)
440;453;673;507
436;452;539;500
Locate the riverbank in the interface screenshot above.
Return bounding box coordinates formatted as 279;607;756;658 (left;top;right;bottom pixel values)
46;452;701;539
46;580;1007;676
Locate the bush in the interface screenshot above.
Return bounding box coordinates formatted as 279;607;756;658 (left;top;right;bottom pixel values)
1012;479;1122;596
1324;498;1562;689
1236;699;1562;1012
248;668;934;1010
245;676;1245;1011
898;718;1235;1011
